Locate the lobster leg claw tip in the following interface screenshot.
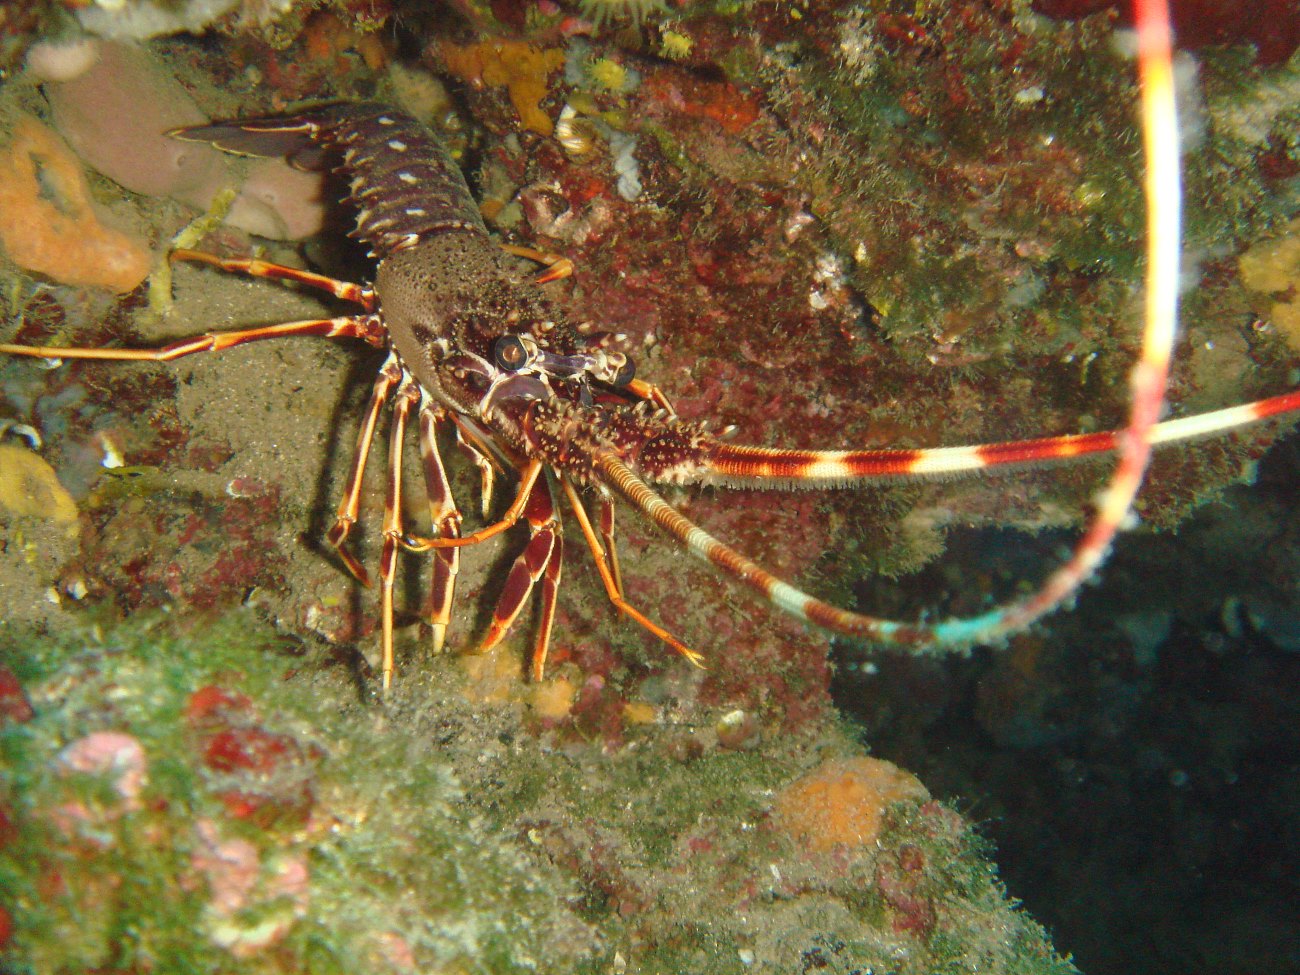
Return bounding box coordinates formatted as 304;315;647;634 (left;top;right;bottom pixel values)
340;555;372;588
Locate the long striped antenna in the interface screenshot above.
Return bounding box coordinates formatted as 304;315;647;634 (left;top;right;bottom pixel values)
696;387;1300;487
605;0;1198;653
955;0;1183;641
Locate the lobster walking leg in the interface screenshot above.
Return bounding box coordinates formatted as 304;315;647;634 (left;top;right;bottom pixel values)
476;475;565;679
623;380;676;415
172;249;377;311
560;477;703;668
416;398;462;654
596;498;624;598
532;515;564;682
326;353;403;585
403;458;544;551
379;373;421;691
448;414;502;518
498;243;574;284
0;316;379;363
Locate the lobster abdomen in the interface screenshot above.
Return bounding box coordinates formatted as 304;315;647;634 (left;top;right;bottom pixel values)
327;105;488;257
174;103;487;260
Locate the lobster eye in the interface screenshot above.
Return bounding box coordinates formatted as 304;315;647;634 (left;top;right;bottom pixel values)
611;355;635;388
494;335;528;372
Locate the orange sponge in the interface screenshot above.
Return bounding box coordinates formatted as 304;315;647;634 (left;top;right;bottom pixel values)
774;757;930;853
0;115;151;293
440;40;565;137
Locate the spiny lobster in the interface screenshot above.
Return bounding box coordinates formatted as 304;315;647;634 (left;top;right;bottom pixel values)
3;5;1298;693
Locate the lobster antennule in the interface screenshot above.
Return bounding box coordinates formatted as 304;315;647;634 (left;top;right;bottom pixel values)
695;389;1300;489
598;450;1011;651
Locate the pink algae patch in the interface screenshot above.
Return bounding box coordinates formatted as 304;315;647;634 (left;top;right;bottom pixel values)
774;757;929;853
0;115;151;293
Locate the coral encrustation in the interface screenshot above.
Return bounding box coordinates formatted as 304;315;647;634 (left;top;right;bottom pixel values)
0;115;152;293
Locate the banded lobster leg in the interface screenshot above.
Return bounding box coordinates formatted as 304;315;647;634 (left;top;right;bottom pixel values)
74;247;391;601
474;472;566;682
0;313;381;363
0;250;381;364
377;372;423;691
416;396;465;654
171;249;377;310
447;413;503;519
377;371;518;690
560;478;704;668
405;464;701;671
327;353;403;585
0;257;460;691
596;497;624;598
0;252;388;590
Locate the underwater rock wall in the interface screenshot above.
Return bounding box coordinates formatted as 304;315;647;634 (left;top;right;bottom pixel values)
1;1;1298;971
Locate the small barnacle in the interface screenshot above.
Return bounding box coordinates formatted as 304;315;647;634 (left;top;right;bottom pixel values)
586;57;636;94
658;29;694;60
555;105;604;163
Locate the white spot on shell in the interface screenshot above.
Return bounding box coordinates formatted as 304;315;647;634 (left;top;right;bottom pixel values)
387;139;407;151
405;207;427;216
98;432;124;469
398;172;418;184
378;116;395;124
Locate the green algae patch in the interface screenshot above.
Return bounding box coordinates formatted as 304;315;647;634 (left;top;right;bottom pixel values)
1;613;1076;975
508;737;1080;975
0;614;594;974
1239;216;1300;353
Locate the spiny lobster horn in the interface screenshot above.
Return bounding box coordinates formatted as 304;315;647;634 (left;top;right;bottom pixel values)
692;389;1300;489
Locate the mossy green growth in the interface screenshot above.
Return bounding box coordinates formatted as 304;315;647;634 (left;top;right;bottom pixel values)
798;5;1146;362
0;613;593;974
1;611;1078;975
1191;48;1300;245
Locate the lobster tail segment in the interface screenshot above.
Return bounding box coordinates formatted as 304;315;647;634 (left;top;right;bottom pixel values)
173;104;485;259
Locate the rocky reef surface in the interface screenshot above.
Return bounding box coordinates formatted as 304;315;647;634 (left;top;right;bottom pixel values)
1;1;1298;972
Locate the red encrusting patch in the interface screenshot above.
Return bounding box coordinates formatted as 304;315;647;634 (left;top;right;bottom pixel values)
1033;0;1300;65
0;666;34;724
